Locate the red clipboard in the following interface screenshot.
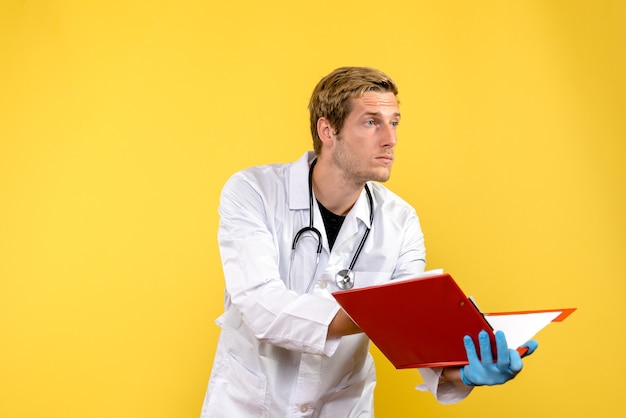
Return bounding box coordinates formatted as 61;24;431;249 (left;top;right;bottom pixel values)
332;273;575;369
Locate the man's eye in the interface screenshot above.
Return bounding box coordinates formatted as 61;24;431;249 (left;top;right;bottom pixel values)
391;121;399;128
365;120;375;126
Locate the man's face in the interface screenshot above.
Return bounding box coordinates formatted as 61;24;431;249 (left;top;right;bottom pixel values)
331;91;400;184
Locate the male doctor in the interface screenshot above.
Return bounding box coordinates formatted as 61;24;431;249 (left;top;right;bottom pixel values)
200;66;537;417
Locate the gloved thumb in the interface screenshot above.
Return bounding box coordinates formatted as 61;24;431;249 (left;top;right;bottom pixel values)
520;340;539;357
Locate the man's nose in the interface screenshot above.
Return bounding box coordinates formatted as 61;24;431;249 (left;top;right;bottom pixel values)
380;124;397;148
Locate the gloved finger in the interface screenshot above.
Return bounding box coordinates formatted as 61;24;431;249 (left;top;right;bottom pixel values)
463;335;480;365
520;340;539;357
507;348;523;373
494;330;511;371
478;330;494;365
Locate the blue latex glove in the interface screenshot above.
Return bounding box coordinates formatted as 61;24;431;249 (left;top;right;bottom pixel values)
520;339;539;357
460;330;538;386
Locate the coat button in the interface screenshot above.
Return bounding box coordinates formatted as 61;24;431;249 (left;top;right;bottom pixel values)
319;281;327;289
300;405;309;413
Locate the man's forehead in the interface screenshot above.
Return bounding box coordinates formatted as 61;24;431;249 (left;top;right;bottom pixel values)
355;91;399;108
350;91;400;116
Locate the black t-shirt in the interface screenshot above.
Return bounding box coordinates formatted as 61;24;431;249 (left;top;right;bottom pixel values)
317;200;345;250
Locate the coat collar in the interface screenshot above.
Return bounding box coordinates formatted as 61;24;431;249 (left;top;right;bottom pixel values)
288;151;315;211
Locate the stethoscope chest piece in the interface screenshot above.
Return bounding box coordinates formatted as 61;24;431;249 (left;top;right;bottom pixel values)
335;269;355;290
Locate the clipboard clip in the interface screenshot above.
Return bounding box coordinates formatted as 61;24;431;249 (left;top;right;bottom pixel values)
468;296;531;357
468;296;493;331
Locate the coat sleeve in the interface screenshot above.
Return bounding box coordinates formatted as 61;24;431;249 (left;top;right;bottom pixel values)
391;208;427;280
416;368;473;404
217;173;341;356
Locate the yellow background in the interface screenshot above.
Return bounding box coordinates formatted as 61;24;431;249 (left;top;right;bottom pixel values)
1;1;624;417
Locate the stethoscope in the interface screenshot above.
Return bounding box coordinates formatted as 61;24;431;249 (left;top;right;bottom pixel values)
289;158;374;293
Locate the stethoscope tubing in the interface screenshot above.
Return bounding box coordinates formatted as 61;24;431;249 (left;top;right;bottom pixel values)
289;158;373;292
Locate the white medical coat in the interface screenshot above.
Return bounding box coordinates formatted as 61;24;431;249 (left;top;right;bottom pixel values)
200;152;471;418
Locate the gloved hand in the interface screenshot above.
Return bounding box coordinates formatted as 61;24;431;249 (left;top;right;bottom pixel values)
460;330;538;386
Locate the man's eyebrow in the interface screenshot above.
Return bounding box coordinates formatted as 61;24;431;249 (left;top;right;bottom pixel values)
361;111;401;118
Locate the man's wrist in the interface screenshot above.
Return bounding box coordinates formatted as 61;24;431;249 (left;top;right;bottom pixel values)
441;367;462;383
459;367;475;386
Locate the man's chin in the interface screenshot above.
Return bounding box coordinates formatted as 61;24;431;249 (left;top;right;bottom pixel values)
370;171;391;183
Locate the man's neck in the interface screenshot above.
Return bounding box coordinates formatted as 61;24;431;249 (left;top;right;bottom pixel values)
311;158;364;216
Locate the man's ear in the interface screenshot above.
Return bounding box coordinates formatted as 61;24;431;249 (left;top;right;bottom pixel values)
317;117;335;148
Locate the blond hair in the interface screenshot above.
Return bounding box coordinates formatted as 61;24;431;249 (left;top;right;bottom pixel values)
308;67;399;154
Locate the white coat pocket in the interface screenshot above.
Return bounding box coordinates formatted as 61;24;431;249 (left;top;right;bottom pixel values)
203;353;269;418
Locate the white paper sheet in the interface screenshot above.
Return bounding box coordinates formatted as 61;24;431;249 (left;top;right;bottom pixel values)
485;310;563;349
